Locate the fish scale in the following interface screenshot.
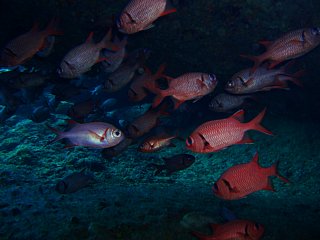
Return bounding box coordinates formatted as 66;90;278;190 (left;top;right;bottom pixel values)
267;29;318;60
148;72;217;109
118;0;174;34
126;0;166;22
243;28;320;71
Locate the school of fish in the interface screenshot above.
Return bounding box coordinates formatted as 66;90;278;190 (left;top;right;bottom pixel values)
0;0;319;239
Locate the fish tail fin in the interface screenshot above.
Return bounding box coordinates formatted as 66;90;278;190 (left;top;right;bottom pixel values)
269;161;290;183
286;69;305;87
45;124;65;146
240;54;264;74
190;231;214;240
144;81;167;108
248;108;273;135
44;17;63;36
100;28;119;52
161;1;177;17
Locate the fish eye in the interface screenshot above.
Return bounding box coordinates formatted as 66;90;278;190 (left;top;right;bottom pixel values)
227;81;234;88
213;183;219;192
57;67;63;75
113;129;122;138
186;137;194;146
116;18;122;28
254;223;260;230
311;27;320;36
209;73;216;81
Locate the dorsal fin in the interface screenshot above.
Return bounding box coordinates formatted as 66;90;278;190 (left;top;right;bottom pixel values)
230;109;245;122
86;32;94;43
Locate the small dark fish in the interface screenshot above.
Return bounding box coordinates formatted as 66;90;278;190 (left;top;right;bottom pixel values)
99;98;117;111
55;170;94;194
103;48;150;93
209;93;254;112
67;100;96;120
6;72;50;89
30;106;51;123
148;154;195;175
101;137;133;158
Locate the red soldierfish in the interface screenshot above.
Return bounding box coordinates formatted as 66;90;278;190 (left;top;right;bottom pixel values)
242;28;320;72
212;152;290;200
0;18;61;67
47;120;124;148
117;0;177;34
128;63;166;102
58;29;118;79
186;109;272;153
192;219;265;240
146;72;218;109
225;64;303;94
138;134;176;152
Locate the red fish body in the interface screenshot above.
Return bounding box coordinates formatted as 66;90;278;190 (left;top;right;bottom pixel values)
128;64;166;102
212;153;289;200
192;219;265;240
138;135;176;152
0;19;61;67
117;0;176;34
243;28;320;71
58;30;118;79
147;72;218;109
225;64;303;94
47;120;124;148
186;109;272;153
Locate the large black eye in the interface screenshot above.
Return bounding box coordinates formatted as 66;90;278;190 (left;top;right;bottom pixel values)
116;18;121;29
312;28;320;36
213;183;219;192
209;73;216;81
186;137;194;146
57;67;62;75
254;223;260;230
